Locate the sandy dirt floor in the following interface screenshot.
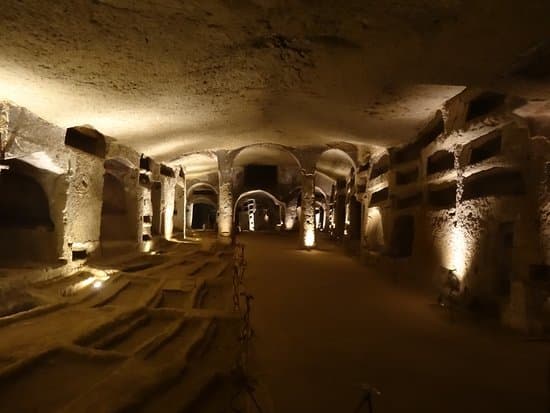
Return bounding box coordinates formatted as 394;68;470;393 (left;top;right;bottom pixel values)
242;232;550;413
0;236;244;413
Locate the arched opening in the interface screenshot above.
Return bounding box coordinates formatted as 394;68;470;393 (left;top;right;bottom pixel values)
234;190;285;232
389;215;415;257
365;207;385;253
191;201;217;230
0;160;58;263
100;159;137;251
316;149;356;241
187;182;218;232
233;144;301;196
315;201;326;230
173;183;186;234
348;196;362;240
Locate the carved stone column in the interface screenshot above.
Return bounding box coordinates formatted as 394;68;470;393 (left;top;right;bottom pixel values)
299;170;316;248
216;150;234;240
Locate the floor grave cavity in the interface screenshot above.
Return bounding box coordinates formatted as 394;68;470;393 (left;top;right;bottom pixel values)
137;319;241;413
88;314;177;354
145;318;211;364
155;289;192;309
0;349;120;412
99;279;154;307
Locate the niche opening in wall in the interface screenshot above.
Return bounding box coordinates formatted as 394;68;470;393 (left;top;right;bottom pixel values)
466;92;506;122
427;151;454;175
389;215;415;257
428;182;457;209
370;155;389;180
469;132;502;165
72;249;88;261
395;168;419;185
462;168;525;200
395;192;423;210
370;187;389;205
65;126;106;158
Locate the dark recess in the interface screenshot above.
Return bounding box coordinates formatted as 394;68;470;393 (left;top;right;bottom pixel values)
244;165;278;191
428;182;457;209
193;189;216;196
370;187;389;205
427;151;455;175
358;162;370;173
389;215;415;257
102;174;127;214
0;170;54;229
142;234;152;241
160;164;175;177
72;250;88;261
512;41;550;79
530;264;550;282
65;127;106;158
396;192;423;209
140;155;152;171
469;133;502;164
466;93;506;121
139;173;151;186
396;168;419;185
143;215;152;224
370;156;389;179
392;113;444;164
462;169;525;200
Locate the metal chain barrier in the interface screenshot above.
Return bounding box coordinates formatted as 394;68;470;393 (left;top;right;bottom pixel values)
232;244;246;312
229;243;263;413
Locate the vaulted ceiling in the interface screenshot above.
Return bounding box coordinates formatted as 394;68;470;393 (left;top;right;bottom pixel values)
1;0;549;161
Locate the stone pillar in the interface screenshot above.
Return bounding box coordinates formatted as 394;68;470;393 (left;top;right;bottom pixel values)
299;171;316;248
285;197;298;230
217;150;234;240
161;174;176;240
182;172;187;239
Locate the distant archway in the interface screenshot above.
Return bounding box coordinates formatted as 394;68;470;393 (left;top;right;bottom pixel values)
233;144;301;195
234;189;285;232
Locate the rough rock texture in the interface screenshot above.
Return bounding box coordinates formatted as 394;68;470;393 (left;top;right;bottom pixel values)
3;1;550;160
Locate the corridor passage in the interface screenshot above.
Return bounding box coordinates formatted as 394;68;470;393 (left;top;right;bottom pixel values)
242;233;549;413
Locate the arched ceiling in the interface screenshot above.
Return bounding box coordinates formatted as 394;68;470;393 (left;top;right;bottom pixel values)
316;149;355;179
0;1;549;161
173;152;218;175
233;145;299;167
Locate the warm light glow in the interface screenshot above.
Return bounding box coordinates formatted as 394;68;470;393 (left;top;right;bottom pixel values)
304;229;315;248
450;225;467;280
142;240;153;253
164;187;175;240
93;280;103;289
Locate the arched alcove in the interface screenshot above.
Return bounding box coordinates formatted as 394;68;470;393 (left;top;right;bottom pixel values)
365;207;385;252
100;158;136;247
0;160;58;263
316;148;356;241
234;189;285;232
191;200;217;230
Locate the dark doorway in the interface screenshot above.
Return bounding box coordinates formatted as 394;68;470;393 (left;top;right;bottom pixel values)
390;215;415;257
191;203;217;230
495;222;514;295
335;195;346;239
151;181;162;235
100;173;133;243
349;197;362;240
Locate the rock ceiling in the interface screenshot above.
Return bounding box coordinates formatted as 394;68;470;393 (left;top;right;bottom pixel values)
0;0;549;161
